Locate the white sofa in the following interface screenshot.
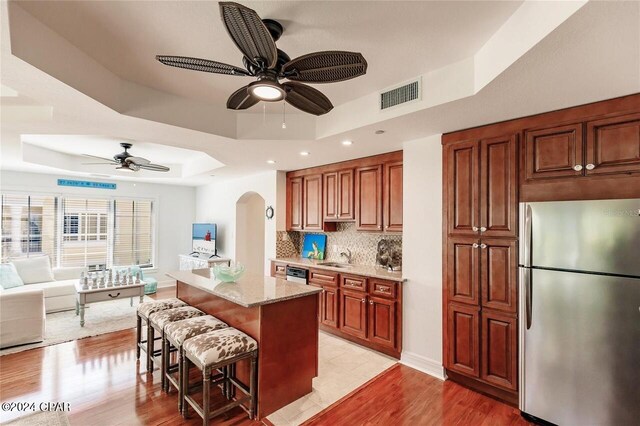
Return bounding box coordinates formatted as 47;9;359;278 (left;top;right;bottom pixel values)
0;287;45;348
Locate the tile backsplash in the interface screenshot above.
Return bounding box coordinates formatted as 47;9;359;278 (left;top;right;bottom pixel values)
276;222;402;266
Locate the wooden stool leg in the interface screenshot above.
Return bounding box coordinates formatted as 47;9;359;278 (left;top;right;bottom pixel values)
182;355;190;418
136;315;141;359
249;355;257;420
203;367;211;426
177;348;184;412
146;325;154;372
161;335;168;392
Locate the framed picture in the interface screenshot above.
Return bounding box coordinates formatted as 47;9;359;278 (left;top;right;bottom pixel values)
301;234;327;260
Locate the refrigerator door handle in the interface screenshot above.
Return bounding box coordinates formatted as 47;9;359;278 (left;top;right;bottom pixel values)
524;267;532;329
520;204;533;267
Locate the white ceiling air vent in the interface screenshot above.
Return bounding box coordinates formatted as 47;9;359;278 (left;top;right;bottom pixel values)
380;78;421;110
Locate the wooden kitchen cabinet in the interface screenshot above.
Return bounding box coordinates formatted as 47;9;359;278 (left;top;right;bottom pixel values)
340;289;368;339
355;165;383;231
270;262;287;278
481;310;517;391
287;177;303;231
586;112;640;176
447;303;480;378
320;285;339;328
324;169;354;221
368;296;396;349
524;123;584;181
303;174;323;231
481;239;517;313
445;140;479;237
446;237;480;306
384;160;403;232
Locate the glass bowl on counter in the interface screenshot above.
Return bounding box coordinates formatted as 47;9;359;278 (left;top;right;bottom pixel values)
212;262;245;283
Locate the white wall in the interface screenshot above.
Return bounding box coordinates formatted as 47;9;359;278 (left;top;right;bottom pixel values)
0;170;196;286
235;192;265;275
195;171;284;275
400;134;444;379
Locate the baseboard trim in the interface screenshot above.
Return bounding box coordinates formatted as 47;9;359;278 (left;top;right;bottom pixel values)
157;279;176;288
400;351;445;380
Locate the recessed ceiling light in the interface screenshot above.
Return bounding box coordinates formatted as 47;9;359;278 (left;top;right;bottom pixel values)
375;130;385;135
266;160;276;164
300;151;310;156
342;140;353;146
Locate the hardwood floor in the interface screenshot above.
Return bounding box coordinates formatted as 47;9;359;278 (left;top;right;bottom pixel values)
303;364;530;426
0;286;530;425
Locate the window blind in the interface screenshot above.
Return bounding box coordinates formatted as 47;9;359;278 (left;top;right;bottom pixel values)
113;199;153;267
59;198;110;269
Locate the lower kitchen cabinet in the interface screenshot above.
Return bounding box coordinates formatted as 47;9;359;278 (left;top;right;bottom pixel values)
320;285;339;328
368;296;396;349
340;289;368;339
447;303;480;378
481;310;517;391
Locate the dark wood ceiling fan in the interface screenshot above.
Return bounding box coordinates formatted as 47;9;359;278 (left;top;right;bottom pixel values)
156;2;368;116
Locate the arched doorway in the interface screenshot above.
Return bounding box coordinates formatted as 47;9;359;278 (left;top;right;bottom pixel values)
235;191;266;275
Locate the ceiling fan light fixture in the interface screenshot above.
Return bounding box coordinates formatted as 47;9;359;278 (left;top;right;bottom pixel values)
248;79;285;101
116;165;136;172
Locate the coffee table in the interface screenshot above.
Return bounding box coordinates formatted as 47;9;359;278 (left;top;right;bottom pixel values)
74;281;145;327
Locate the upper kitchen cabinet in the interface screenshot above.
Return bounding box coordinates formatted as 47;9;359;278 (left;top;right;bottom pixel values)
384;161;403;232
303;174;323;231
323;169;354;221
445;135;517;239
286;177;303;231
355;165;383;231
523;123;584;181
585;113;640;176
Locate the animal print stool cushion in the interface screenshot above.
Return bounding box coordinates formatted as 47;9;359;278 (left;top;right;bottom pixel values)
183;328;258;366
137;298;188;319
165;315;229;346
149;306;204;330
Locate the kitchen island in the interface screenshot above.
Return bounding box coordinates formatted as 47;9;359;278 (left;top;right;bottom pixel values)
166;269;321;420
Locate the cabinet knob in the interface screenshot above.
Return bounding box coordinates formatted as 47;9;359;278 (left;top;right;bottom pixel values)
586;163;595;170
573;164;583;171
361;298;366;303
369;300;374;305
472;226;479;232
479;227;487;232
480;243;487;249
472;243;479;248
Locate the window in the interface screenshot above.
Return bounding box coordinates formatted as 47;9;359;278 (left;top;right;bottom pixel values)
0;193;155;269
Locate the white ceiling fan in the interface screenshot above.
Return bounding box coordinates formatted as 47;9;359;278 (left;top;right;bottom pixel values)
82;143;170;172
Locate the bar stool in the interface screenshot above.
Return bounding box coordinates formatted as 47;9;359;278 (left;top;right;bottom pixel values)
182;328;258;424
148;306;205;378
136;298;187;371
163;315;229;411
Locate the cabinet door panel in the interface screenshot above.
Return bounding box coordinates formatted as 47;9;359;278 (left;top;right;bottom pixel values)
447;237;480;306
446;140;479;236
303;174;323;230
355;165;383;231
340;289;367;338
384;161;403;232
524;124;583;180
309;282;322;321
287;177;303;231
481;310;517;390
368;296;396;349
446;303;480;377
323;172;338;221
481;239;517;313
480;134;518;238
321;286;339;328
586;113;640;175
338;169;354;220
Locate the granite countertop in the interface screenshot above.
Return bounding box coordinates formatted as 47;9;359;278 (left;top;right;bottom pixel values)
166;269;321;308
270;257;405;282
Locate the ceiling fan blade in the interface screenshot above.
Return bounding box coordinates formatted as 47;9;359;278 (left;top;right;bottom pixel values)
282;51;368;83
219;2;277;69
156;55;251;76
227;85;260;110
138;163;170;172
82;154;118;163
125;156;151;166
283;82;333;116
81;162;118;165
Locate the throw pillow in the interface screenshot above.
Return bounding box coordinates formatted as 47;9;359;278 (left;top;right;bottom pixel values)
0;263;25;289
11;255;55;284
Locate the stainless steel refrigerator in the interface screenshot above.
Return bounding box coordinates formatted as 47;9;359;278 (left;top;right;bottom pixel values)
519;199;640;426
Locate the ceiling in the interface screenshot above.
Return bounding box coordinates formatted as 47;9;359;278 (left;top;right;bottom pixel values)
1;1;639;185
16;1;521;109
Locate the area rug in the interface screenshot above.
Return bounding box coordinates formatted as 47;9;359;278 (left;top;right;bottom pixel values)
1;411;70;426
0;296;152;356
266;332;398;426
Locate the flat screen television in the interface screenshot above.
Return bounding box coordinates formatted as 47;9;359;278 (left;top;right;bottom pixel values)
192;223;217;255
